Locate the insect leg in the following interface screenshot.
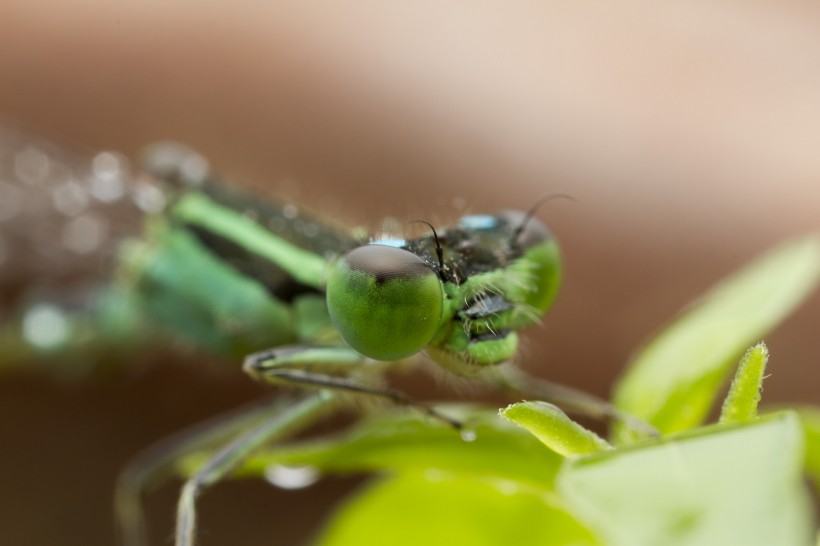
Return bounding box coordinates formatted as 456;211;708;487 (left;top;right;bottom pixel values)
174;391;338;546
243;345;463;431
116;396;302;546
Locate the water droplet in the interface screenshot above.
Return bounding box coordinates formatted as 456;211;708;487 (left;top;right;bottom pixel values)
140;142;210;187
282;203;298;220
89;152;126;202
264;464;320;490
23;304;70;349
62;214;107;254
178;153;209;186
459;427;477;443
52;180;89;216
132;177;167;213
14;147;50;184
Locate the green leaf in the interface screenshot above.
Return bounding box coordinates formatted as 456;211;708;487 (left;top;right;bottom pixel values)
230;406;563;489
500;401;612;456
796;407;820;493
719;342;769;424
613;235;820;440
559;413;813;546
314;472;602;546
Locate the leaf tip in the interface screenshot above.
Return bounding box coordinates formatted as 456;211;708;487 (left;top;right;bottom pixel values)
500;401;612;457
719;342;770;425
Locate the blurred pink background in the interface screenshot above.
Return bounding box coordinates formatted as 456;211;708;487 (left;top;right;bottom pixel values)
1;1;818;544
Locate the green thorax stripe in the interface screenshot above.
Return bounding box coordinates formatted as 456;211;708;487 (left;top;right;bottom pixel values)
170;191;331;289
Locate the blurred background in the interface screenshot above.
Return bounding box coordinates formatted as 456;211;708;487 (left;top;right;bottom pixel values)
0;1;818;544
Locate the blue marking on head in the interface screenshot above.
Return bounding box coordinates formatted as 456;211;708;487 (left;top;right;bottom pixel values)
371;238;407;248
459;214;498;230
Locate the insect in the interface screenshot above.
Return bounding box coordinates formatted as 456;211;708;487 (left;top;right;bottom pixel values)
0;125;650;546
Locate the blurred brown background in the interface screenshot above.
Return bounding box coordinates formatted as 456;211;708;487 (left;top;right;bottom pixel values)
1;1;819;545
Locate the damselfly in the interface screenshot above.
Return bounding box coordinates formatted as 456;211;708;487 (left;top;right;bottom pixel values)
0;125;650;546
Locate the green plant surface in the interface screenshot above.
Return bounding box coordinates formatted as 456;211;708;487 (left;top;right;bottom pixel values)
314;471;602;546
613;235;820;441
719;342;768;424
224;404;816;546
559;412;813;546
797;407;820;493
213;407;564;489
500;401;612;456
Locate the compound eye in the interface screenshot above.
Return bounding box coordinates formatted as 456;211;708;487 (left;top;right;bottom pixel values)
326;245;444;360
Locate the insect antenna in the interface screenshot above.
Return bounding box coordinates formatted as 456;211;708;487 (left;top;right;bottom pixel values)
409;220;445;278
511;192;576;244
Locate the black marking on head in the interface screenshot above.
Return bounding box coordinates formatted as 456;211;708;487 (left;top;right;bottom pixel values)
388;201;559;286
469;329;511;343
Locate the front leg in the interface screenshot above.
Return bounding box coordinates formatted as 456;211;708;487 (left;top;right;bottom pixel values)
116;393;339;546
117;396;300;546
243;345;464;430
171;345;461;546
175;392;337;546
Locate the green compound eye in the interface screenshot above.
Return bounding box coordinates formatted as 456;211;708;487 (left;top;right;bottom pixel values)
326;245;444;361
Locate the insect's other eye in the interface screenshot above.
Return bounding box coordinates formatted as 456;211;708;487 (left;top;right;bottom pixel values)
326;245;444;361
